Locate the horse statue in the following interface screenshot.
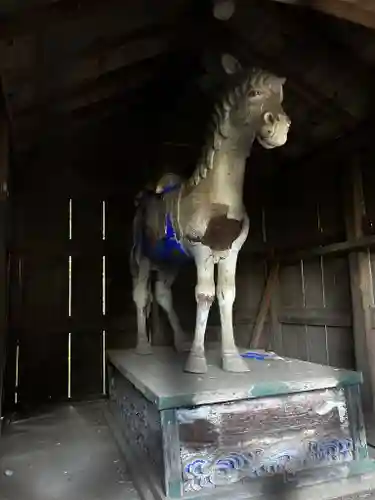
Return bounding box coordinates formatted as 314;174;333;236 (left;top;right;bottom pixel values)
130;59;291;374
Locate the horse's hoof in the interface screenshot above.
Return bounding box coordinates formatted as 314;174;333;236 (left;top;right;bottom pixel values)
135;343;153;355
184;353;207;374
222;353;250;372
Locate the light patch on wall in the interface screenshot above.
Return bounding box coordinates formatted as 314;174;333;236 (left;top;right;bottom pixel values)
320;256;329;365
317;203;329;365
300;259;309;362
14;340;20;404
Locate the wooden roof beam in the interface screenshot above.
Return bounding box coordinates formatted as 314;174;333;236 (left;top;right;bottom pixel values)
271;0;375;30
11;51;171;118
230;1;375;122
12;63;160;143
0;0;144;39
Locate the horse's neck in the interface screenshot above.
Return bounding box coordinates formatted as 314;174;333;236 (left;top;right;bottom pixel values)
188;133;254;219
210;137;251;205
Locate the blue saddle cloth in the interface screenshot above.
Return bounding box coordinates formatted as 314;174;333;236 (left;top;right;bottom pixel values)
141;184;191;264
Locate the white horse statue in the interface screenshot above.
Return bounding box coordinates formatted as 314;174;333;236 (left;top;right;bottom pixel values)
130;59;291;373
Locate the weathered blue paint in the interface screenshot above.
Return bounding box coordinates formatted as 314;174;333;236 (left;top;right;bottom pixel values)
141;184;192;264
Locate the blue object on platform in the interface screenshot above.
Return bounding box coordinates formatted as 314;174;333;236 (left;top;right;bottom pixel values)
241;351;270;360
141;184;192;264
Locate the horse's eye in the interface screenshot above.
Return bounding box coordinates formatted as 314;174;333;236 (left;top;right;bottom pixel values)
248;89;262;98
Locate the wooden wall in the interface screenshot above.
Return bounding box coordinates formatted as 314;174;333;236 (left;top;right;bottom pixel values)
4;123;143;412
2;142;360;412
264;162;355;369
0;91;9;425
4;108;373;413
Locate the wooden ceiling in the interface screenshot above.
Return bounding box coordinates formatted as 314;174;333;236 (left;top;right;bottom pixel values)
1;0;375;164
271;0;375;31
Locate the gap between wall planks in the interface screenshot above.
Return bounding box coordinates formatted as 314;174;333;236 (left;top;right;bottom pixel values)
343;157;375;413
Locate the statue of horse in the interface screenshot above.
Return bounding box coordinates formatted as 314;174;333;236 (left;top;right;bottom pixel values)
130;61;291;374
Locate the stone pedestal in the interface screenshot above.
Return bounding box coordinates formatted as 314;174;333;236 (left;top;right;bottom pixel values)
106;345;375;500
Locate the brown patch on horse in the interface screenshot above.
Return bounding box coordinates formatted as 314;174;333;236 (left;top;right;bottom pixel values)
201;214;243;251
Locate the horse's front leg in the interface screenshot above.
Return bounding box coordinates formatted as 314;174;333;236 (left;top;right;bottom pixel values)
217;214;250;372
217;249;249;372
184;246;215;374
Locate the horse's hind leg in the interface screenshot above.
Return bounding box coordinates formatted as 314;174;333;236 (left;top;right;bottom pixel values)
132;256;152;355
155;268;190;353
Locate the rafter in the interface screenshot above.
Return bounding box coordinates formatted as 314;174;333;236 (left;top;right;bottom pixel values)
271;0;375;30
12;64;158;144
0;0;154;39
12;52;170;118
231;1;375;123
1;21;175;83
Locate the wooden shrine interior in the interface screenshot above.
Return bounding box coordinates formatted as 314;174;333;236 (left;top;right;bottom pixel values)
1;0;375;421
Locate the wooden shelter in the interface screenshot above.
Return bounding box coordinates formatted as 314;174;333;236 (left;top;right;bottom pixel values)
1;2;375;496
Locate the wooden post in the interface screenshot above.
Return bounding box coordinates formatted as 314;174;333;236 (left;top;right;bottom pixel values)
0;90;9;428
344;157;375;412
250;262;280;349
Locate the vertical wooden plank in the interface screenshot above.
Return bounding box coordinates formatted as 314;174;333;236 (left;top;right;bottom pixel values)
249;262;279;349
0;96;9;423
362;156;375;308
71;331;102;399
344;158;374;411
279;263;307;359
303;259;323;309
303;257;329;365
234;255;266;347
317;162;346;244
19;254;69;330
307;326;328;365
12;198;69;408
326;326;355;369
269;274;283;354
281;324;307;360
106;195;137;350
17;331;68;408
71;198;103;398
106;252;136;349
279;264;303;309
323;256;351;310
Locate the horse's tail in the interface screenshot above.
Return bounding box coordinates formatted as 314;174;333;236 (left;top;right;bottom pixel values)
131;181;155;274
129;196;153;318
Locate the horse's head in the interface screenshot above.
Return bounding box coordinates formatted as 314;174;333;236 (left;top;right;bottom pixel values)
221;55;291;150
246;69;291;149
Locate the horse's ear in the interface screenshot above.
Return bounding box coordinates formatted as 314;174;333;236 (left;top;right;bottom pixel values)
221;53;242;75
276;77;286;102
